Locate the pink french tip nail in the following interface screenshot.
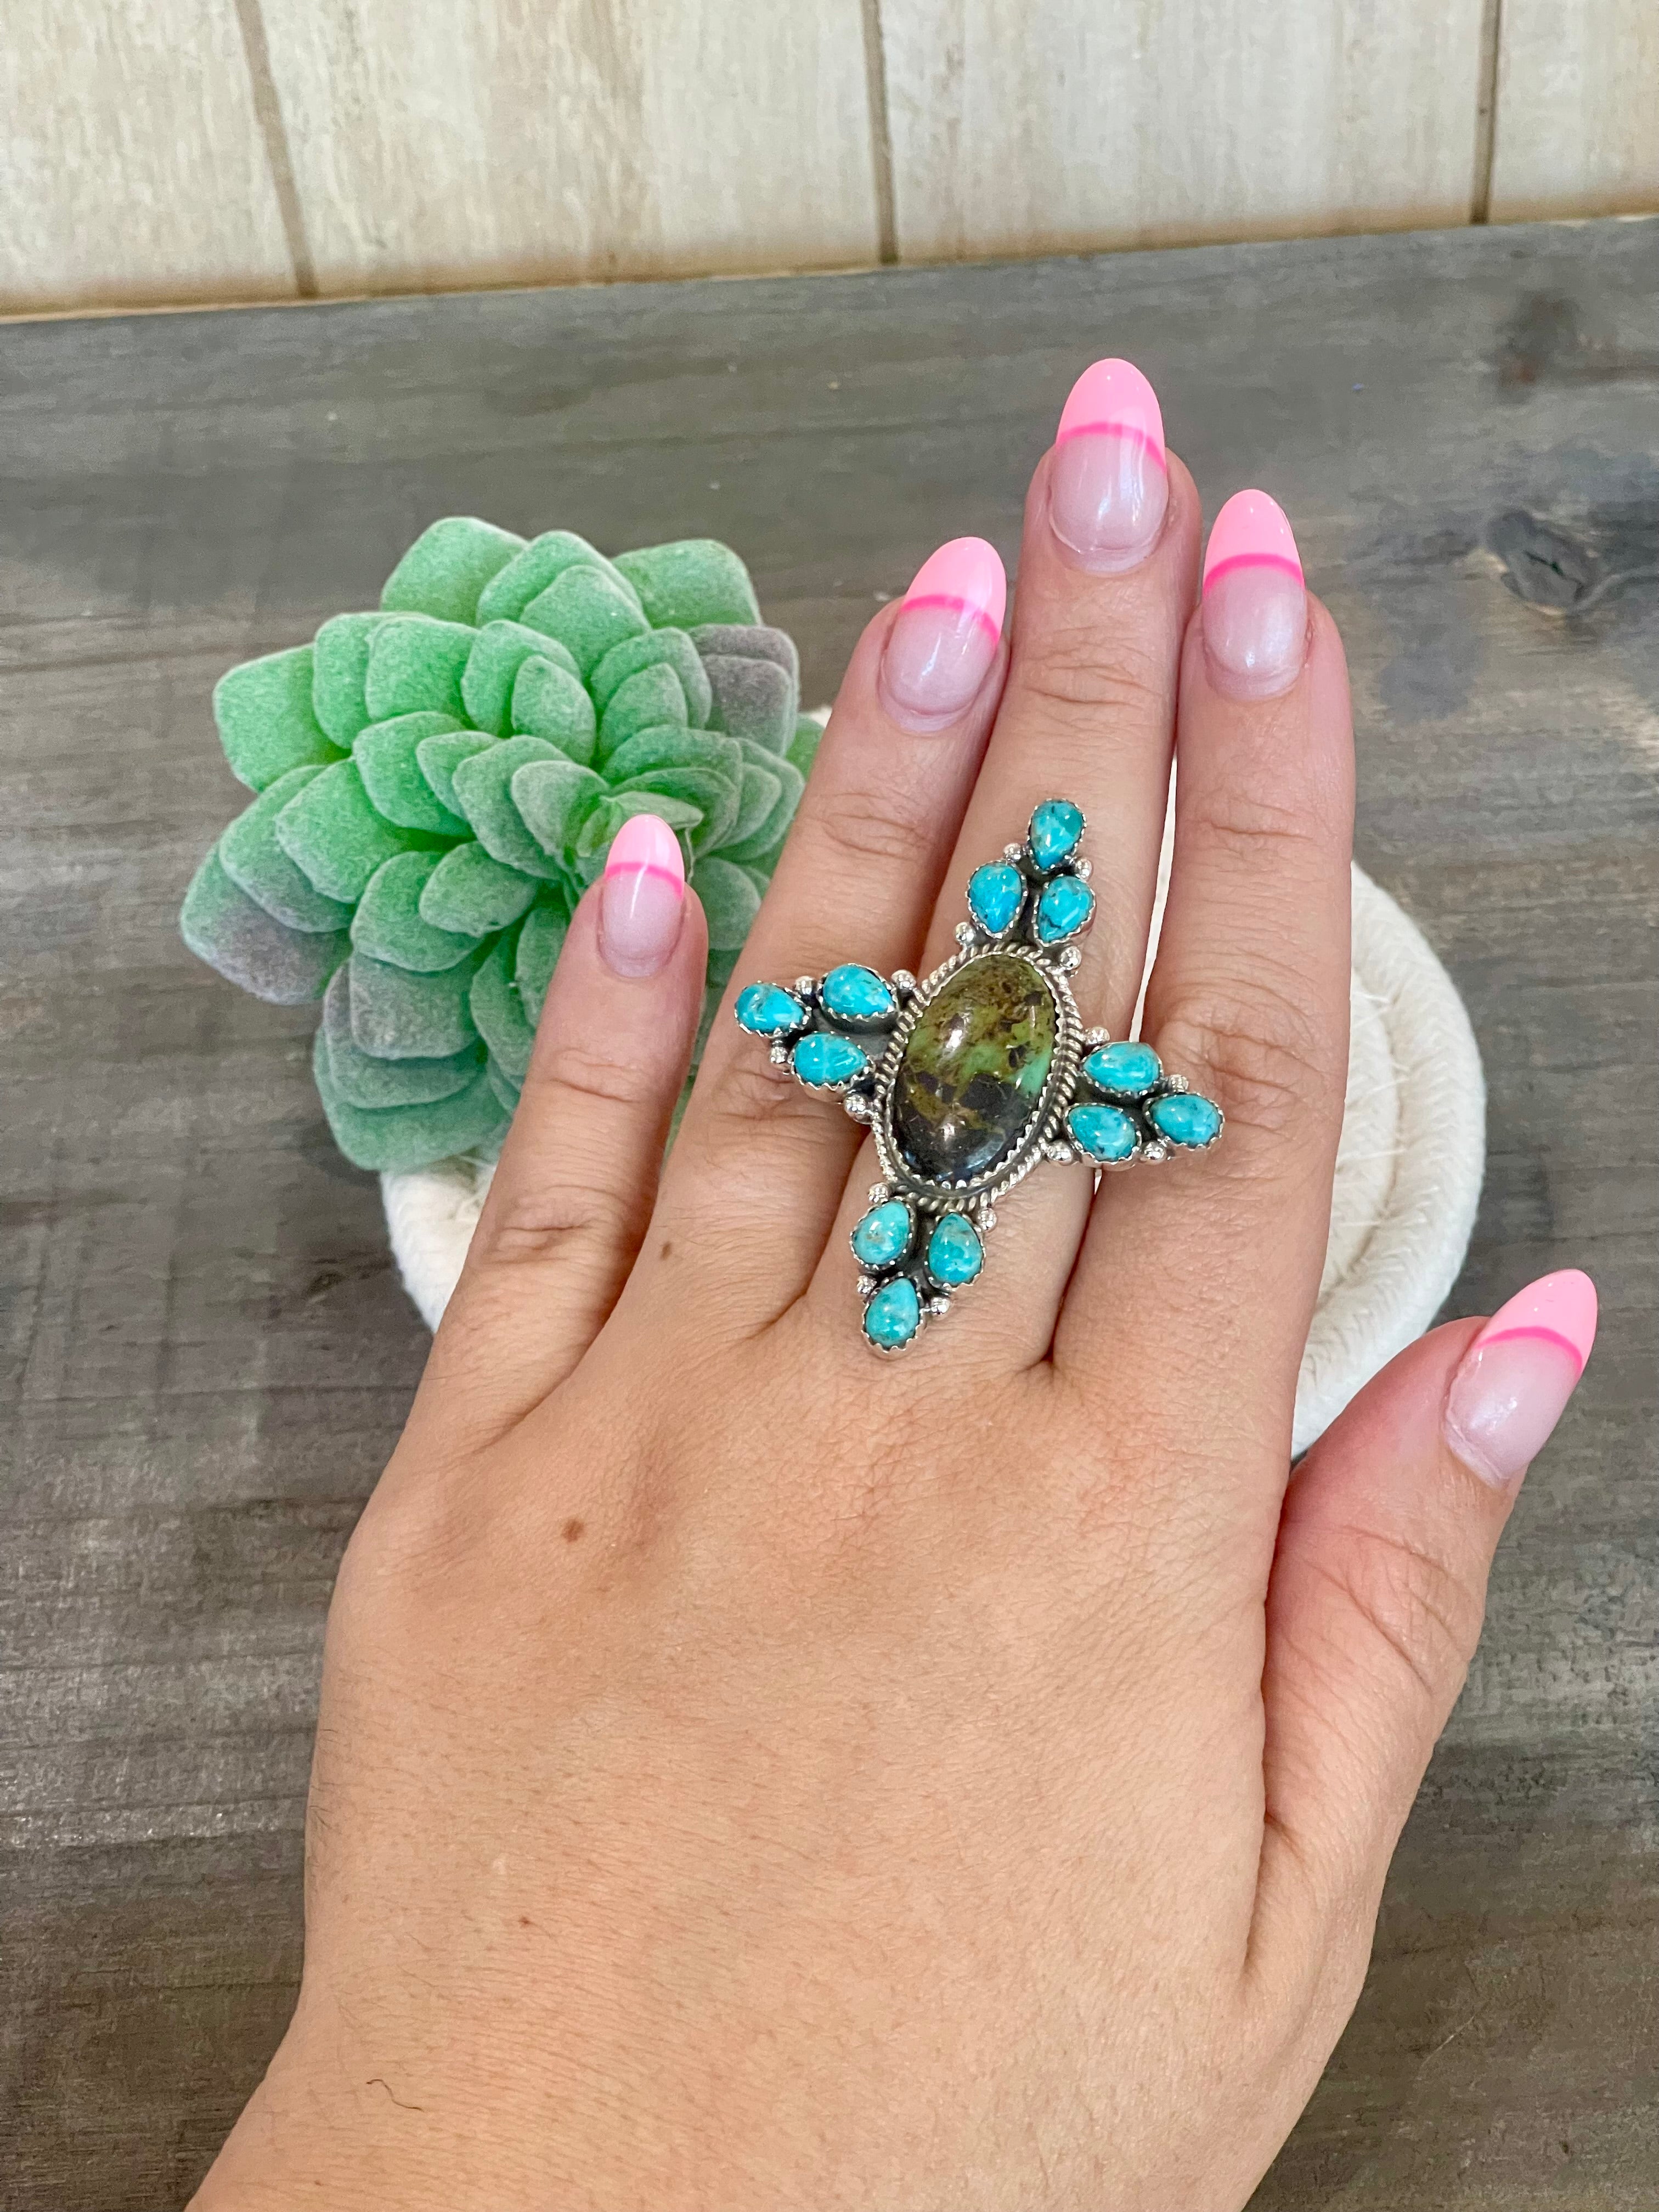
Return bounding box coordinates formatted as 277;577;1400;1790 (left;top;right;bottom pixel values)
878;536;1007;732
1200;488;1308;699
600;811;686;978
1444;1269;1599;1488
1050;358;1170;572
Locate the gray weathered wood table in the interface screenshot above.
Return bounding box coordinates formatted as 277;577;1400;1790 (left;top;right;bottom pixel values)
3;217;1655;2209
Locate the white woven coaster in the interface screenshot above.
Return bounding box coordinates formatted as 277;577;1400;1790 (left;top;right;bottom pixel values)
383;828;1483;1457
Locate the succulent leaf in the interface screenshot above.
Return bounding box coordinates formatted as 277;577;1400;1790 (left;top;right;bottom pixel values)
379;516;527;625
461;619;582;737
213;645;343;792
511;656;599;761
183;518;810;1174
218;766;356;932
353;711;471;835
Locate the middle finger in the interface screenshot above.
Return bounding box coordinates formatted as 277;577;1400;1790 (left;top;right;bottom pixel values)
808;360;1201;1364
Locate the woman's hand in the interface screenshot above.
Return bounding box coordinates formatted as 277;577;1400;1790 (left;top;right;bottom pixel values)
194;361;1595;2212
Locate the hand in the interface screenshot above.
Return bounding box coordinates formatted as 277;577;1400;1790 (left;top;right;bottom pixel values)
194;360;1595;2211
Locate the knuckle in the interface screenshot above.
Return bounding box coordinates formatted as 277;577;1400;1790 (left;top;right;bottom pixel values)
1184;790;1336;877
531;1040;662;1117
483;1178;639;1270
682;1049;832;1173
1156;969;1340;1143
808;783;937;875
1318;1526;1485;1716
1014;631;1172;735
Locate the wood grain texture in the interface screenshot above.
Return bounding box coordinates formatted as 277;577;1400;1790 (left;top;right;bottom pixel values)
255;0;881;295
1491;0;1659;222
0;0;298;314
2;217;1656;2207
878;0;1490;262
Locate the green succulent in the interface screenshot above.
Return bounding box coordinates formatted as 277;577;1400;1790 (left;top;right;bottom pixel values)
180;516;818;1173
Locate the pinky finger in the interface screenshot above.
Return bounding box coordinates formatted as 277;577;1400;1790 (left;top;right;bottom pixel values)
1249;1271;1597;2022
413;815;707;1446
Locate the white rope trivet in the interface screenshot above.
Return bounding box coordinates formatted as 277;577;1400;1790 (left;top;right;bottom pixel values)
383;787;1484;1457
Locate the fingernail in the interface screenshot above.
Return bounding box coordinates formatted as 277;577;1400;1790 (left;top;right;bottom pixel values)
878;537;1006;732
1048;357;1169;572
600;812;685;978
1201;490;1307;699
1444;1269;1598;1488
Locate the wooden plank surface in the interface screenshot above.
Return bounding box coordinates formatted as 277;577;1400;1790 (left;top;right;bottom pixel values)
0;0;301;315
2;217;1655;2208
859;0;1490;260
1491;0;1659;223
256;0;882;295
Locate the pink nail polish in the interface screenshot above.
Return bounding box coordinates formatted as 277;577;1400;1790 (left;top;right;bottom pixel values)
1201;489;1307;699
878;537;1006;732
600;812;686;978
1444;1269;1598;1487
1049;358;1169;572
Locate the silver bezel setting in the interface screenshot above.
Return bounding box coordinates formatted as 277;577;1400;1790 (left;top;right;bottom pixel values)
731;799;1224;1354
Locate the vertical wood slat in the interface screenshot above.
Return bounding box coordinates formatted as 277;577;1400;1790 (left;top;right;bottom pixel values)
876;0;1492;262
0;0;297;315
1489;0;1659;222
255;0;882;297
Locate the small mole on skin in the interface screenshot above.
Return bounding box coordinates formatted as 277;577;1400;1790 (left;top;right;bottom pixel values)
659;1238;673;1259
562;1517;585;1543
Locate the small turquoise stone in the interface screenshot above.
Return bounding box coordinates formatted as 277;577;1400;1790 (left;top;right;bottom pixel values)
967;861;1024;936
1068;1102;1139;1163
863;1274;921;1350
1149;1091;1223;1148
1083;1041;1163;1097
791;1030;869;1088
821;962;897;1025
1028;799;1085;870
926;1212;983;1288
736;982;807;1037
851;1199;914;1270
1034;873;1094;943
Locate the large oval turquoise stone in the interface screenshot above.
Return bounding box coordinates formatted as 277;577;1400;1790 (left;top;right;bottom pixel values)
864;1275;921;1350
851;1199;914;1269
891;953;1055;1182
821;962;896;1025
1069;1102;1139;1163
1148;1091;1222;1148
1034;873;1094;943
1083;1040;1162;1097
736;982;806;1036
791;1031;869;1088
1029;799;1084;870
967;861;1024;936
926;1212;983;1287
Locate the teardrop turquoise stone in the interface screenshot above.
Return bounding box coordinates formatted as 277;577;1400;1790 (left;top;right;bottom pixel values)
821;962;897;1025
851;1198;914;1269
892;953;1055;1182
735;982;806;1036
1034;873;1094;943
926;1212;983;1287
864;1275;921;1349
1028;799;1084;870
1069;1102;1139;1163
967;861;1024;936
1082;1040;1162;1097
791;1031;869;1088
1148;1092;1222;1148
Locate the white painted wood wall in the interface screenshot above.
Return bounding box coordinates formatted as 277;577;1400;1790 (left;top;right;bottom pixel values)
5;1;1656;316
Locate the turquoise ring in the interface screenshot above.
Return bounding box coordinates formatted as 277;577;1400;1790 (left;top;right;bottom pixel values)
733;800;1223;1354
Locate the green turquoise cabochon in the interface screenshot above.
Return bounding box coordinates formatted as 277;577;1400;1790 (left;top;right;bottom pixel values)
180;518;819;1173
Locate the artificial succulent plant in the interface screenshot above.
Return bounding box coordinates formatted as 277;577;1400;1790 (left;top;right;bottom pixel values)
180;517;817;1172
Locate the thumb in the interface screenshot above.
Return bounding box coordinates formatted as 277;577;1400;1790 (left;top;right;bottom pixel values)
1251;1270;1598;1971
